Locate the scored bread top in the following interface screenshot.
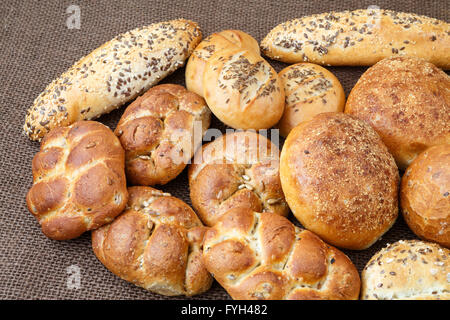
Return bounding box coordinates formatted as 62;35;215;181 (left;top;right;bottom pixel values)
24;19;202;141
185;29;260;96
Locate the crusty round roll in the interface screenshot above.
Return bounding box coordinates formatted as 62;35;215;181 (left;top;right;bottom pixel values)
203;207;361;300
186;30;260;97
202;48;285;130
24;19;202;141
277;63;345;137
345;56;450;170
92;186;213;297
361;240;450;300
114;84;211;186
26;121;128;240
280;112;399;250
401;144;450;248
261;9;450;69
189;131;288;226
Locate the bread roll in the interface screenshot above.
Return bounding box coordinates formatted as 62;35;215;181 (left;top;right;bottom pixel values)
186;30;260;96
203;48;285;129
401;144;450;248
189;131;288;226
277;63;345;137
261;9;450;69
24;19;202;141
114;84;211;186
26;121;128;240
345;56;450;170
92;186;212;297
280;112;399;250
203;207;361;300
361;240;450;300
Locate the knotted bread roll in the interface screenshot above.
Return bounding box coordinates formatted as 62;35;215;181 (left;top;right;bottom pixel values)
361;240;450;300
280;112;399;250
24;19;202;141
92;186;212;297
401;144;450;248
203;207;361;300
345;56;450;170
114;84;211;186
189;131;288;226
26;121;128;240
186;30;260;97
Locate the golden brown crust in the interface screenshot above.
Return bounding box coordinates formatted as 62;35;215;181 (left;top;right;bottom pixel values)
188;131;288;226
91;186;213;297
186;30;260;97
203;208;361;300
114;84;210;185
203;48;285;130
280;112;399;250
26;121;128;240
345;56;450;170
261;9;450;69
277;63;345;137
361;240;450;300
401;145;450;248
24;19;202;141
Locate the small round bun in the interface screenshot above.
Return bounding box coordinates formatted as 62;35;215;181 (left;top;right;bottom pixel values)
280;112;399;250
114;84;210;186
26;121;128;240
92;186;212;297
277;63;345;137
189;131;288;226
203;48;285;130
186;30;260;97
345;56;450;170
361;240;450;300
203;207;361;300
401;144;450;248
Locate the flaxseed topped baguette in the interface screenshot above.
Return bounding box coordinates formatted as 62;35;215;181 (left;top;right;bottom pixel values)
261;9;450;69
24;19;202;141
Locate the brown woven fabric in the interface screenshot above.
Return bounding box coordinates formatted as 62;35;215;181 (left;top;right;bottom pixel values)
0;0;448;300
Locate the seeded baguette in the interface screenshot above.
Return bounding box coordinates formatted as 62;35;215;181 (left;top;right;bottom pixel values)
261;9;450;69
24;19;202;141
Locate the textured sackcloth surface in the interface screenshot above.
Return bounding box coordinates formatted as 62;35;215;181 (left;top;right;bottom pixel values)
0;0;448;300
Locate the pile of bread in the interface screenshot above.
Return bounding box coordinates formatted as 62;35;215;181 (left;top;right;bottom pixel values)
24;10;449;300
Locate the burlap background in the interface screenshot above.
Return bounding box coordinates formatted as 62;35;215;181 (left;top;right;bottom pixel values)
0;0;448;300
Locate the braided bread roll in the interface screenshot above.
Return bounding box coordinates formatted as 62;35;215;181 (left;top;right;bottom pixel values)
114;84;211;186
189;131;288;226
92;186;212;297
185;30;260;97
203;207;361;300
26;121;128;240
24;19;202;141
261;9;450;69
